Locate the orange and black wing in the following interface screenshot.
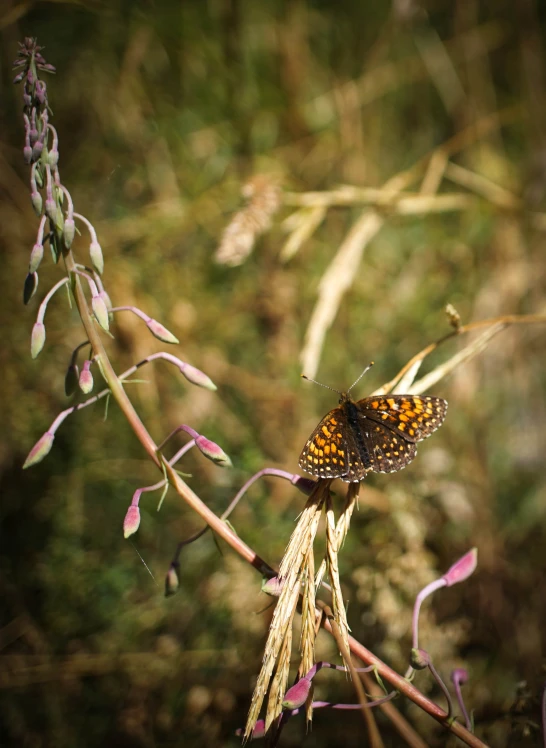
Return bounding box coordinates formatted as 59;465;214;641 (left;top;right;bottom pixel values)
298;407;351;480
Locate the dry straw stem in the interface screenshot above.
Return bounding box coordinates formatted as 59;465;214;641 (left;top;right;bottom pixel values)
324;493;351;656
299;106;522;379
315;483;359;591
373;312;546;397
299;545;317;723
320;603;384;748
244;481;329;740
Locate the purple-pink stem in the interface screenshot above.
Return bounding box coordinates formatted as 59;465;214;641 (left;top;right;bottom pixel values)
427;657;453;719
412;578;446;649
59;185;74;219
73;211;98;241
223;468;313;518
44;353;207;438
36;277;69;324
73;267;99;297
451;669;471;731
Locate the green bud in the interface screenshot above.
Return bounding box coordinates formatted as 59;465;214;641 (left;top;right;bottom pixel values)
31;322;46;358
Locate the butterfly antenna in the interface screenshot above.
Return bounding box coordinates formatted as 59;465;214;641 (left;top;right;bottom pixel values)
347;361;375;394
300;374;341;395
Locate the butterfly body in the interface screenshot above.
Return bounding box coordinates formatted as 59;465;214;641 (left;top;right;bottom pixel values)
299;393;447;483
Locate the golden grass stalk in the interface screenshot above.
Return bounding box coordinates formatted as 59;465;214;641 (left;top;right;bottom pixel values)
243;480;329;740
325;492;350;656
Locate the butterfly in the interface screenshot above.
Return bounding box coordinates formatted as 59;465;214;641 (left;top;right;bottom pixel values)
299;366;447;483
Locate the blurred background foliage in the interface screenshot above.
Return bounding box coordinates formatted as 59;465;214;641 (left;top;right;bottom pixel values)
1;1;546;746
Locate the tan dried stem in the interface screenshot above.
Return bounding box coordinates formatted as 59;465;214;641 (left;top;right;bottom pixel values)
315;483;359;591
299;545;317;723
266;623;293;739
373;313;546;397
244;480;330;740
325;493;350;656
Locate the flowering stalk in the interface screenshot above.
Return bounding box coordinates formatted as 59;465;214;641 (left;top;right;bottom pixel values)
110;306;179;344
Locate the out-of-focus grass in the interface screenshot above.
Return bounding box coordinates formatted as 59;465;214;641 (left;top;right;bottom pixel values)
1;2;545;746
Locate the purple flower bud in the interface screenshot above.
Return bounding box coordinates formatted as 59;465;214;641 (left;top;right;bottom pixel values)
410;648;430;670
63;217;75;249
38;63;56;74
65;363;79;396
293;476;317;495
165;564;180;597
29;243;44;273
32;140;44;161
91;295;110;331
89;240;104;275
35;81;47;105
27;70;35;86
23;92;32;108
451;668;469;686
29;128;38;147
23;272;38;305
79;364;94;394
282;678;312;710
181;364;217;391
31;321;46;358
123;505;140;538
23;431;54;469
195;435;232;467
45;198;57;223
30;190;43;216
23;145;33;164
146;318;179;344
13;71;25;84
262;576;285;597
443;548;478;587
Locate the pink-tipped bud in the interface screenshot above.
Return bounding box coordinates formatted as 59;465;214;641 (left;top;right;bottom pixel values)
23;272;38;305
63;217;75;249
282;678;312;710
65;363;79;396
146;318;179;344
31;321;46;358
48;146;59;168
79;364;94;394
91;295;109;331
45;198;57;223
23;145;33;164
35;81;47;105
443;548;478;587
181;364;217;391
235;720;266;740
165;564;180;597
451;667;469;686
410;648;430;670
89;240;104;275
123;505;141;539
23;431;54;469
262;576;285;597
31;190;43;217
195;435;232;467
13;70;25;84
29;243;44;273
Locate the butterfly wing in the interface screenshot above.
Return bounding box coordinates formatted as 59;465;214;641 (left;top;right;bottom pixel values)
357;395;448;442
299;406;351;480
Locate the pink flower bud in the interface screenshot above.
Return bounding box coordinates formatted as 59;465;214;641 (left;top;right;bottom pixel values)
32;140;43;161
31;190;43;217
282;678;312;710
79;364;93;394
23;431;54;469
31;321;46;358
123;505;140;538
45;198;57;223
48;146;59;168
29;243;44;273
63;217;75;249
195;435;232;467
261;576;285;597
89;240;104;275
146;318;179;344
235;720;266;740
23;145;33;164
165;564;180;597
181;364;217;391
23;272;38;305
443;548;478;587
410;648;430;670
91;295;109;331
13;70;25;84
